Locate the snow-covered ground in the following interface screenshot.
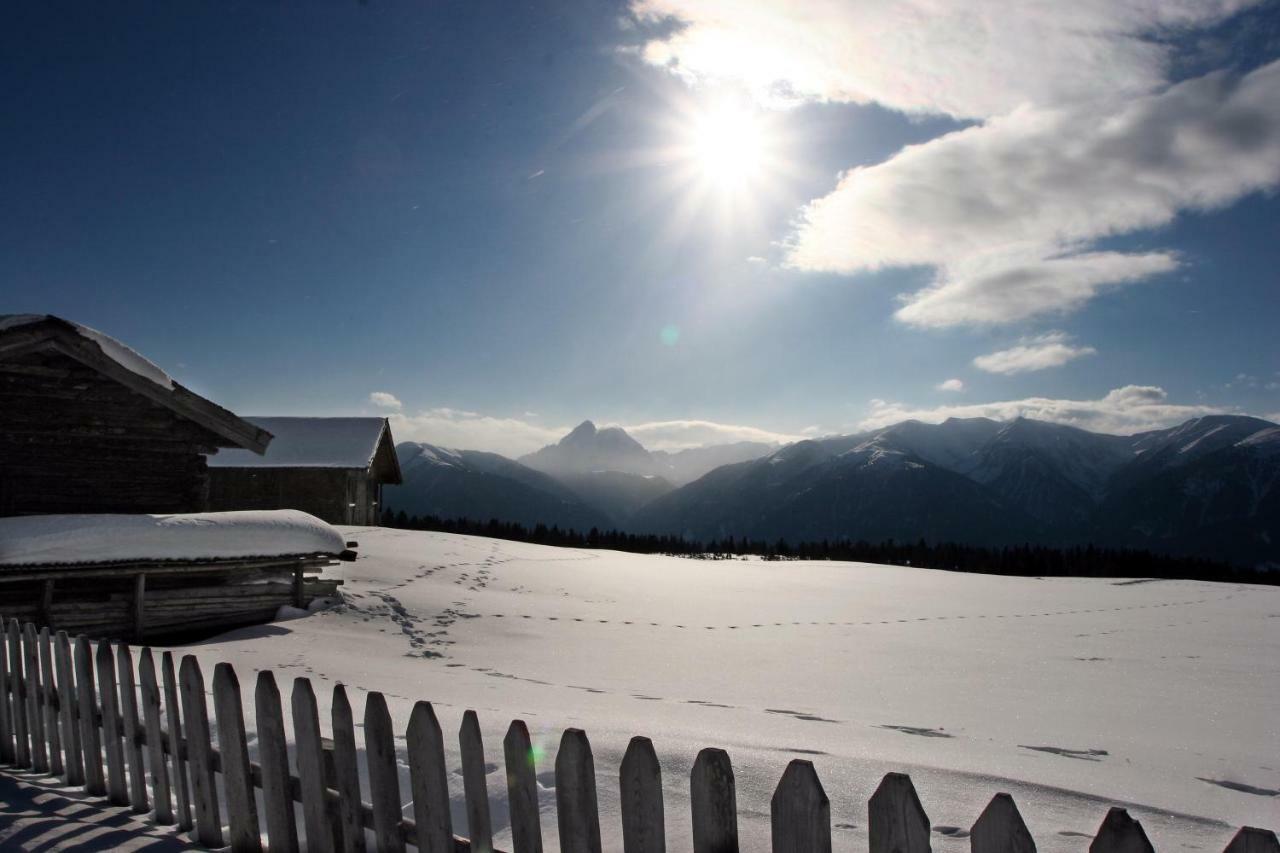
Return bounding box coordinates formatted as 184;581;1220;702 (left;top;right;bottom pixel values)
176;527;1278;852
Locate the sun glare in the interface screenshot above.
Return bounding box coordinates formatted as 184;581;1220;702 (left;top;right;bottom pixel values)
688;102;768;187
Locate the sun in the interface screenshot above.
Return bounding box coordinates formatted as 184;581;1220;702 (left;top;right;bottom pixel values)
687;102;768;188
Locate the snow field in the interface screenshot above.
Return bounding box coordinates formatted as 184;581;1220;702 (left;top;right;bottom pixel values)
168;527;1279;852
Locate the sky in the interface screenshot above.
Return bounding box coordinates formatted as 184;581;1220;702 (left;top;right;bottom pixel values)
3;1;1279;457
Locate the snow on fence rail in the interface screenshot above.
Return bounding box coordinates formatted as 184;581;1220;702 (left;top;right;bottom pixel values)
0;617;1276;853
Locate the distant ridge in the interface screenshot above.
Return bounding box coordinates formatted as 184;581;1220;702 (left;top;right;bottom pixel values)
386;414;1280;566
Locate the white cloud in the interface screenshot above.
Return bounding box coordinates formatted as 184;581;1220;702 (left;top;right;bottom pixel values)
368;391;402;411
937;378;965;392
389;409;566;457
388;409;802;457
632;0;1250;119
858;385;1228;435
973;332;1097;375
611;419;803;451
635;1;1278;328
787;59;1280;326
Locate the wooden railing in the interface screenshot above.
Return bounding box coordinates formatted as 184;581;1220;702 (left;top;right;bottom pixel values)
0;616;1276;853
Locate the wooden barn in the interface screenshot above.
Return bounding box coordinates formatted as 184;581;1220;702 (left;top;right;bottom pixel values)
0;314;273;516
206;417;402;525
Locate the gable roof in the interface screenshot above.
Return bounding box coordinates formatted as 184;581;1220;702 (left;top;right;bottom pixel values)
0;314;271;454
208;417;403;482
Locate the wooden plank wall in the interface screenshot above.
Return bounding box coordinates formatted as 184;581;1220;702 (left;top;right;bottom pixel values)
0;616;1275;853
0;353;224;516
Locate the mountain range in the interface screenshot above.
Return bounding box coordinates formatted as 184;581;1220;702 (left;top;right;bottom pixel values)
384;415;1280;567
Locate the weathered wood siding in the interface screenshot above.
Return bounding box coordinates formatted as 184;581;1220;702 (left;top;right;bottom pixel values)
0;353;223;516
207;467;380;525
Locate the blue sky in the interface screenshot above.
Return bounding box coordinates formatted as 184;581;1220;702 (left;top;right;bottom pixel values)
2;1;1278;455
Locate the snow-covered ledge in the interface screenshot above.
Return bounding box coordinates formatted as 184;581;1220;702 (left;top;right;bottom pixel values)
0;509;346;567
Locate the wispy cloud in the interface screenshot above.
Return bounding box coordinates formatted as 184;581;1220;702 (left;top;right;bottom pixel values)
974;332;1097;375
787;60;1280;327
610;419;802;451
368;391;403;411
936;378;965;392
632;1;1247;119
858;385;1229;435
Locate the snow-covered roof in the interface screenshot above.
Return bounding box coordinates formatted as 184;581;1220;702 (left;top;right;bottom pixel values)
208;417;396;472
0;313;173;389
0;510;346;567
0;314;270;453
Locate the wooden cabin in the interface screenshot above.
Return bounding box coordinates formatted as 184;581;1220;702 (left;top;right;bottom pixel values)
0;314;272;516
206;417;402;525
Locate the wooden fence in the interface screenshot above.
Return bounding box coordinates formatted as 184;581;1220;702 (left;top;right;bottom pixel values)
0;616;1275;853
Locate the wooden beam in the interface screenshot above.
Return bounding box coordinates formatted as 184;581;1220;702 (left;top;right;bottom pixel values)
132;574;146;641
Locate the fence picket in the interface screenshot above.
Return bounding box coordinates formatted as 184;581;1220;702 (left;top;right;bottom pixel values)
620;735;664;853
691;747;739;853
0;628;1274;853
39;628;63;777
179;654;223;848
407;700;453;853
8;621;29;768
74;636;104;795
161;651;192;831
869;773;931;853
503;720;543;853
254;672;299;853
138;649;173;825
293;678;336;853
1224;828;1280;853
55;631;82;785
1089;808;1153;853
115;644;149;813
556;728;603;853
771;759;830;853
364;691;406;853
330;684;366;853
460;709;494;853
96;639;128;805
24;623;48;772
213;663;261;852
0;627;12;765
971;793;1035;853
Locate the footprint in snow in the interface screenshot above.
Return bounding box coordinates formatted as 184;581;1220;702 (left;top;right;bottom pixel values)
1020;745;1108;761
1195;778;1280;797
879;724;953;738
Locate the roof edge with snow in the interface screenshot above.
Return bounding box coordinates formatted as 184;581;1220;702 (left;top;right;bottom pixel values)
0;314;271;454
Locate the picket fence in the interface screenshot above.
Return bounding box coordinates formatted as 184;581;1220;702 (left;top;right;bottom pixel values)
0;617;1276;853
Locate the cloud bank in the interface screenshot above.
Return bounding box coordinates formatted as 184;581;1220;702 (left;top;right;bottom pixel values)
859;385;1229;435
388;408;802;457
973;332;1097;375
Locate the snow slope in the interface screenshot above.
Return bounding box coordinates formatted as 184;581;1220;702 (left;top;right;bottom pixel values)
177;528;1279;852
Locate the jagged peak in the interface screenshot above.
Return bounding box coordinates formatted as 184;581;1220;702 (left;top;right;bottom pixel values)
565;420;598;440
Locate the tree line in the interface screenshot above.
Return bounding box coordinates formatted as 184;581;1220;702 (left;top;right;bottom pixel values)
380;510;1274;585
